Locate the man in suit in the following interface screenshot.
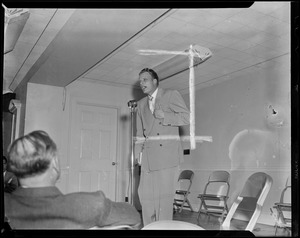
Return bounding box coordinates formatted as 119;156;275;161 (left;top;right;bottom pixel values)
3;156;18;193
4;130;141;229
135;68;190;226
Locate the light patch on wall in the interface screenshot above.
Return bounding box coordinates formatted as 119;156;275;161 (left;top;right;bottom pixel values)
227;128;278;207
228;129;275;171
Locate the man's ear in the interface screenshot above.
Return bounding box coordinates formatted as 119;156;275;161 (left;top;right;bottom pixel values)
52;156;61;179
154;78;158;86
52;156;60;170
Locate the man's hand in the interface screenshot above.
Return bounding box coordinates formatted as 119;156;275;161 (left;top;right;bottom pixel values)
153;108;164;119
153;103;164;119
135;152;143;166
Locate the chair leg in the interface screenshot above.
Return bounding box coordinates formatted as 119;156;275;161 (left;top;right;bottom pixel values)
179;204;183;213
207;213;211;223
286;227;291;236
197;210;201;220
274;225;278;236
178;194;193;213
219;212;225;224
173;204;177;214
186;199;193;212
197;200;203;220
178;197;185;213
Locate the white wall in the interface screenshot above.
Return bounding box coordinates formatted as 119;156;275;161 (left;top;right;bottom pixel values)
24;80;143;202
25;83;69;195
25;83;64;150
180;54;291;226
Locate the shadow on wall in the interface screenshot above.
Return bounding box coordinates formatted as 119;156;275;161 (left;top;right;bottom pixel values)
131;79;145;102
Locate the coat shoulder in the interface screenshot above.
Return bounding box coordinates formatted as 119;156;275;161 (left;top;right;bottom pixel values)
137;96;147;105
160;88;179;99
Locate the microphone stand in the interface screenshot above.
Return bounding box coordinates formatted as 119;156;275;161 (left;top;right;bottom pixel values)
128;100;137;205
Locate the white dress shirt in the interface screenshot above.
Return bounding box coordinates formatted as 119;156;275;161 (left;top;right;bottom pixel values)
148;88;158;113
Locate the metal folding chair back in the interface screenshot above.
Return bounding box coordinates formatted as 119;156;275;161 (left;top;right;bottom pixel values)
173;170;194;213
209;170;230;182
178;170;194;180
197;170;230;222
221;172;273;232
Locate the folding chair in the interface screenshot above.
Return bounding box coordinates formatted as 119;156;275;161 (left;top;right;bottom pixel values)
272;176;291;236
173;170;194;213
221;172;273;232
197;170;230;222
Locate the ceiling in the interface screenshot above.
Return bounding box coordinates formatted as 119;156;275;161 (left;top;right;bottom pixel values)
3;3;291;96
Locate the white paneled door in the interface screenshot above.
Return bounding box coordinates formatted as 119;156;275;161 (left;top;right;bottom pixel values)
68;101;118;201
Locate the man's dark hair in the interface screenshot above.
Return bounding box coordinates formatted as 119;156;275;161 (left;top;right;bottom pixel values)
139;68;159;85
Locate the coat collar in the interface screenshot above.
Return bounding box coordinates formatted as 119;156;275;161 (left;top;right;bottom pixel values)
144;88;164;111
156;87;164;99
13;186;63;197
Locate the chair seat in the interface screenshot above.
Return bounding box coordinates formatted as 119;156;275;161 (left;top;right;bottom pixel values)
198;194;228;200
174;199;192;208
199;209;227;214
274;202;291;208
203;205;227;210
281;219;292;224
176;190;190;195
174;199;185;204
197;171;230;222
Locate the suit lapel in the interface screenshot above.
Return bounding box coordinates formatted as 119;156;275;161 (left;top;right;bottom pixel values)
155;88;163;107
142;88;163;136
141;98;154;136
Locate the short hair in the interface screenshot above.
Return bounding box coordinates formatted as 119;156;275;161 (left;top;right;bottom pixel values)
7;130;57;178
139;68;159;85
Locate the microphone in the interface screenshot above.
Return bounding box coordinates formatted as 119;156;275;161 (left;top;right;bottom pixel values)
128;100;137;109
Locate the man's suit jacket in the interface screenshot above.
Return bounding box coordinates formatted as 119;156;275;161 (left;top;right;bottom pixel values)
135;88;190;171
4;186;141;229
3;171;18;193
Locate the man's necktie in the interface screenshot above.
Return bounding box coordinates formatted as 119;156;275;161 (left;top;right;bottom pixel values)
148;95;154;113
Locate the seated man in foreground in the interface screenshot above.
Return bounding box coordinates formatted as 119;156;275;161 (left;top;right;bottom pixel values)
4;130;141;229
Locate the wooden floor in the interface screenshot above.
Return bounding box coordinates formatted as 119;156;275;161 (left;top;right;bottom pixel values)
172;209;291;236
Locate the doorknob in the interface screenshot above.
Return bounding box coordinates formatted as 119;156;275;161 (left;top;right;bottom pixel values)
112;162;117;166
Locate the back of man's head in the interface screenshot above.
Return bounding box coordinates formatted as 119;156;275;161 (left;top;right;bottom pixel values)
8;130;58;179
